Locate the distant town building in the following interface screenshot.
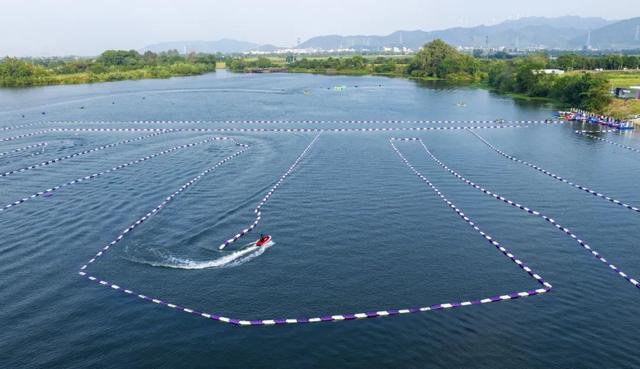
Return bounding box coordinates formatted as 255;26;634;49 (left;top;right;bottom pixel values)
382;46;413;53
244;46;415;56
533;69;566;75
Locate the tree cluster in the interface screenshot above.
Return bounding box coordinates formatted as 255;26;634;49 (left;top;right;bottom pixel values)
488;55;612;111
0;50;218;87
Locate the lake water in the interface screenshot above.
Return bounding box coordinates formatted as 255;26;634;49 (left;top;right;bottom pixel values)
1;71;640;368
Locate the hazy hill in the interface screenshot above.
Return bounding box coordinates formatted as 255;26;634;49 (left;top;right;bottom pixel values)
139;16;640;54
298;16;616;50
576;17;640;49
141;39;260;54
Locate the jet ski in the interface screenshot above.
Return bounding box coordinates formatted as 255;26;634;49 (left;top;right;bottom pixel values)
256;234;272;247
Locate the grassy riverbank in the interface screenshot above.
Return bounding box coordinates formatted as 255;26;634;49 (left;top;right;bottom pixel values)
0;50;217;87
586;72;640;119
604;99;640;119
1;64;215;87
600;71;640;88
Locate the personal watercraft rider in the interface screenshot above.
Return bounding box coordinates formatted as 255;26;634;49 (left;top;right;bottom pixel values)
256;234;271;247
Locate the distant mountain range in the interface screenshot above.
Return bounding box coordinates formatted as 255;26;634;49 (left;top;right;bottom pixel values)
299;16;639;50
580;17;640;50
140;16;640;54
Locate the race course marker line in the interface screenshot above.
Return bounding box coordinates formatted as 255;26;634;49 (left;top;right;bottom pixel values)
574;130;640;154
77;133;549;326
0;142;47;157
468;129;640;214
1;130;56;143
0;137;242;213
46;119;564;126
400;137;640;291
44;125;528;134
1;131;167;177
219;133;321;249
0;127;170;143
0;121;49;132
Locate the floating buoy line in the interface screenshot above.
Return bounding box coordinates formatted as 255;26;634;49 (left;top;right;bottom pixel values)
0;119;565;146
1;130;55;142
74;132;550;326
468;129;640;214
43;119;564;126
0;121;49;132
575;130;640;154
0;119;562;135
0;125;527;137
1;131;167;177
218;133;322;250
0;125;531;213
2;120;637;326
401;136;640;291
79;137;250;277
0;136;240;213
0;142;47;157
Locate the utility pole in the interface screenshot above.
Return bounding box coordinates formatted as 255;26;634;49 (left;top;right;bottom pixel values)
485;36;489;59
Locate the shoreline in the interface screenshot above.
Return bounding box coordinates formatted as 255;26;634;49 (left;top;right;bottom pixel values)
0;69;216;89
264;69;635;118
2;65;634;120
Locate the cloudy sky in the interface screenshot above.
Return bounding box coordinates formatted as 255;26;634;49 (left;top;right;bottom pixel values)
1;0;638;56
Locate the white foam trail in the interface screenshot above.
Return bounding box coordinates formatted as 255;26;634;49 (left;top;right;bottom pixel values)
142;242;273;270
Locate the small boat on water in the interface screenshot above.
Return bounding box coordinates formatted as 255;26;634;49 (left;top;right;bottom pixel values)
256;234;272;247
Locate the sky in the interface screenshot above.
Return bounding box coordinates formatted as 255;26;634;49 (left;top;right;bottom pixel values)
1;0;639;56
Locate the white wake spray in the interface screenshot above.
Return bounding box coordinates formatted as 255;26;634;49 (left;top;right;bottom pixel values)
131;242;274;270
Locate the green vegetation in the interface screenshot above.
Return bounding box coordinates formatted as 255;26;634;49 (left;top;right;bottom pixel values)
406;40;482;81
287;55;411;76
225;57;284;72
604;99;640;120
226;55;412;76
2;41;638;117
553;54;640;71
486;55;612;112
595;71;640;88
285;40;635;114
287;41;476;80
0;50;217;87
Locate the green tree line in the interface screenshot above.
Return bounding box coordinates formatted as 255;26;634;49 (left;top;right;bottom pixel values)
288;40;615;112
225;57;278;72
287;55;411;75
486;56;612;111
551;54;640;71
0;49;218;87
1;41;623;112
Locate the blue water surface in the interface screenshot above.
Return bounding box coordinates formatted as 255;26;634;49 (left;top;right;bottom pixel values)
1;71;639;368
